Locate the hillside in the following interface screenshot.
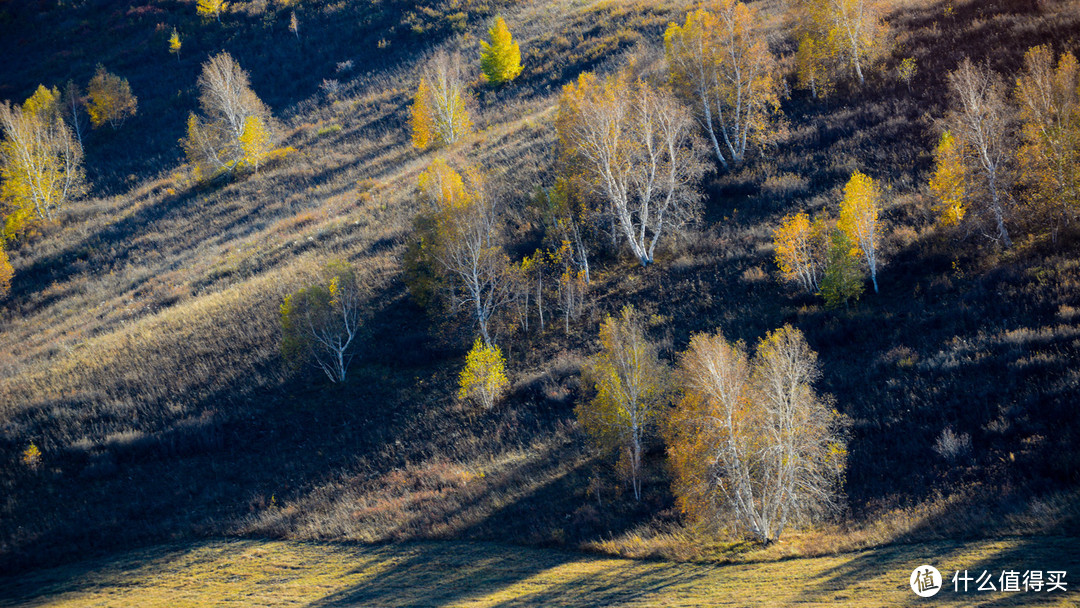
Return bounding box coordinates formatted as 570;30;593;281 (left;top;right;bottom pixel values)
1;0;1079;582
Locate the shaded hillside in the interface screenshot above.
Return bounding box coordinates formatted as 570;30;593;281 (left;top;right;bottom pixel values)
1;0;1079;575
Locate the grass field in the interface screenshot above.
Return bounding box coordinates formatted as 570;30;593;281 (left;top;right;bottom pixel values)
2;537;1078;607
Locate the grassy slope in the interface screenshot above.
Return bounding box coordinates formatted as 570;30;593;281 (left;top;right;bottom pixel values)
3;537;1079;607
1;0;1080;579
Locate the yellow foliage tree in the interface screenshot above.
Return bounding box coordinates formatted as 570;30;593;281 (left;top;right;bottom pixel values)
169;29;182;61
1015;45;1080;241
837;169;882;293
0;242;12;299
667;326;846;543
410;78;436;150
181;52;274;180
929;131;967;226
410;51;471;150
480;16;523;85
773;212;828;293
457;337;510;409
86;65;138;129
792;0;889;89
197;0;228;22
0;85;85;241
665;0;781;168
795;35;834;99
240;115;272;173
577;305;670;501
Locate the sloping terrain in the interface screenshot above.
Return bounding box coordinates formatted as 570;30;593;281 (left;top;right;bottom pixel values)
0;0;1079;579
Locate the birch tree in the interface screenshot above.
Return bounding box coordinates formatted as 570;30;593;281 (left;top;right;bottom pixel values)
664;0;781;169
943;58;1014;247
181;52;274;179
419;158;511;346
668;325;846;544
837;169;882;293
411;51;472;150
823;0;889;86
280;261;366;383
0;85;85;241
1015;46;1080;241
773;212;828;293
577;306;670;501
557;72;706;266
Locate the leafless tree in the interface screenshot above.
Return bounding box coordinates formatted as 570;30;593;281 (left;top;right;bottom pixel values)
943;58;1015;247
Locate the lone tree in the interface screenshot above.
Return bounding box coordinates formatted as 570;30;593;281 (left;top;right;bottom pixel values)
281;260;366;383
557;71;706;266
929;130;967;227
941;58;1014;247
665;0;781;169
837;169;882;293
169;29;182;61
411;51;472;150
668;325;846;544
0;85;85;241
577;305;670;501
480;15;523;85
458;337;510;409
86;65;138;129
181;52;274;180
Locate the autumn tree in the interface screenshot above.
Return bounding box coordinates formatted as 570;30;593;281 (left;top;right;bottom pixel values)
240;115;272;173
942;58;1014;246
0;243;12;299
557;72;706;266
169;29;182;61
0;85;85;241
419;158;511;346
181;52;274;180
819;229;864;309
668;325;846;544
928;131;966;226
411;51;472;150
897;57;917;92
577;306;670;501
61;80;86;150
773;212;828;293
794;35;834;99
1014;46;1080;240
86;65;137;129
665;0;781;169
480;15;523;85
837;169;882;293
289;11;299;40
281;260;366;383
197;0;228;22
458;337;510;409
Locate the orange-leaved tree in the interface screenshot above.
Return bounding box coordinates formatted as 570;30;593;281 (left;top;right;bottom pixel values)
665;0;781;169
837;169;882;293
773;212;828;294
578;305;670;501
667;325;846;544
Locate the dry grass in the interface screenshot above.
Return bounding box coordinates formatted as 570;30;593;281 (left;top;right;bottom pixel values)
3;536;1079;607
